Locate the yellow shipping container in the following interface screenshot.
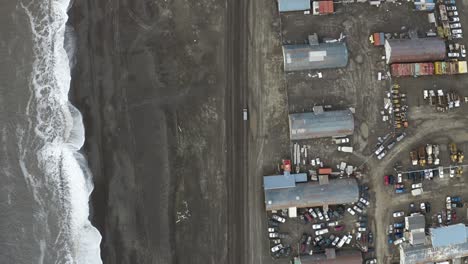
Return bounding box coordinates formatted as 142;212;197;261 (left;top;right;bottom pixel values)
434;62;443;75
458;61;467;74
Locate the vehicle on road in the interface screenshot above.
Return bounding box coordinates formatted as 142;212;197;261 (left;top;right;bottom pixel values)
272;214;286;223
393;211;404;218
242;108;248;121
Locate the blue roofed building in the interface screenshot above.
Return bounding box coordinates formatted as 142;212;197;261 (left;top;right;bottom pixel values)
278;0;311;12
282;42;349;71
400;224;468;264
430;223;467;248
263;173;308;190
414;0;435;11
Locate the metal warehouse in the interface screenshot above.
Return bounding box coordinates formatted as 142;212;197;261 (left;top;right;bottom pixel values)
264;178;359;211
293;249;362;264
289;110;354;140
385;38;446;64
400;224;468;264
278;0;311;12
283;42;349;71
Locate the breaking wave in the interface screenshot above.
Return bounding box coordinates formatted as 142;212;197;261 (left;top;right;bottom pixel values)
20;0;102;263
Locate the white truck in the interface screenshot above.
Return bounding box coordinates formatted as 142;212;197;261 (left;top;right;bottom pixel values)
338;146;353;153
426;144;433;165
411;188;423;196
243;108;248;121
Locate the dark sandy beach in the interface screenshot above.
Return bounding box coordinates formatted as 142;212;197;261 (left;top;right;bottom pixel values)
69;0;230;263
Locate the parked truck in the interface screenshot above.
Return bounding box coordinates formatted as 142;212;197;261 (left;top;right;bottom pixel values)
433;145;440;165
338;146;353;153
450;143;458;163
410;151;418;166
418;146;426;167
426;144;433;165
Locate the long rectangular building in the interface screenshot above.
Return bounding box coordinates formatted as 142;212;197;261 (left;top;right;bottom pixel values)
283;42;348;71
385;38;446;64
264;178;359;211
289;110;354;140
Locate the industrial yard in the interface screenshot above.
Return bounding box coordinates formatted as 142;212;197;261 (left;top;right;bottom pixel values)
258;0;468;263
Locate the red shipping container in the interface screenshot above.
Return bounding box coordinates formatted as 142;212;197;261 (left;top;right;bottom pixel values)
373;33;380;47
318;168;332;175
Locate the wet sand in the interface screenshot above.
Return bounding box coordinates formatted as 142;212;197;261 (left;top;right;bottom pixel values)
69;0;228;263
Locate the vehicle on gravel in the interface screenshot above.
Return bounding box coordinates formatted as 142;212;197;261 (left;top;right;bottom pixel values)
271;214;286;223
393;211;404;218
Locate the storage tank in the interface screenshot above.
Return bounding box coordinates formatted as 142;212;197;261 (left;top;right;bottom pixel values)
385;38;446;64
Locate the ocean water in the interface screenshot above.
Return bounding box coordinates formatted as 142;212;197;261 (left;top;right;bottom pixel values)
0;0;102;263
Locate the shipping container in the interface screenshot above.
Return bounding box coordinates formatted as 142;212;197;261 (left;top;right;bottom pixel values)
373;33;381;47
318;168;332;175
312;1;334;15
391;63;434;77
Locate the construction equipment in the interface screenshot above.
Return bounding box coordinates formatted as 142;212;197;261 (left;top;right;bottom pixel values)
456;166;464;176
433;145;440;165
426;144;433;165
410;151;418;166
458;151;464;163
418;146;426;166
450;143;458;163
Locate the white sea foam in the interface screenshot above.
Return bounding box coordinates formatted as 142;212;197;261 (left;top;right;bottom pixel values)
21;0;103;263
